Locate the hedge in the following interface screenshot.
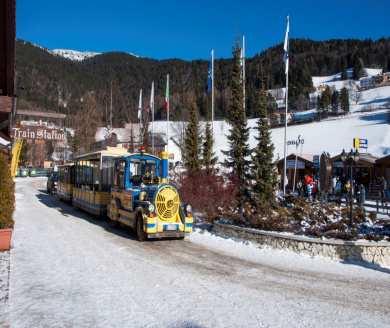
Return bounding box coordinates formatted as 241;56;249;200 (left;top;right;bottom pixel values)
0;152;15;229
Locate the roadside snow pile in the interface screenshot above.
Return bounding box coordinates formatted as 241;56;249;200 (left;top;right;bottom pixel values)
222;196;390;241
189;228;390;276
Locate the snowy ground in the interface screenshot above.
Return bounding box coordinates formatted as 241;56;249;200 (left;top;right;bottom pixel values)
151;108;389;163
2;178;390;328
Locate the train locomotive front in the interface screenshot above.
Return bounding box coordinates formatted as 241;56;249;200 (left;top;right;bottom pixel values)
108;151;193;240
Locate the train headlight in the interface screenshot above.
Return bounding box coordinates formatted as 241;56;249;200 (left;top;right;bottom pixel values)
148;203;155;213
140;191;147;201
185;204;192;214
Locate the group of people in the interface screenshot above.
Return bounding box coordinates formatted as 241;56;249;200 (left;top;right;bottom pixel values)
296;174;318;200
293;173;389;207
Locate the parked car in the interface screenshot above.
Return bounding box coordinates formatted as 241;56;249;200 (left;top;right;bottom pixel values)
29;167;50;177
47;171;59;194
18;167;29;177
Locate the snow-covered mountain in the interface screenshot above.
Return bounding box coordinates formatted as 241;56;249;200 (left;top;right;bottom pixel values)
50;48;140;61
50;49;101;61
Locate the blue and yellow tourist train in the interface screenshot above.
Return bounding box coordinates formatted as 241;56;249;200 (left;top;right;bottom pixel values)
56;146;193;240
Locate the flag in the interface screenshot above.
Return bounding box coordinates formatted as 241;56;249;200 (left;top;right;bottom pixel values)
240;36;245;82
150;81;154;115
164;74;169;111
137;89;142;120
283;16;290;75
206;57;212;94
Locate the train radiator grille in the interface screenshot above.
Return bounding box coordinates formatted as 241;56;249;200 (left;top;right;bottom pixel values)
156;187;180;221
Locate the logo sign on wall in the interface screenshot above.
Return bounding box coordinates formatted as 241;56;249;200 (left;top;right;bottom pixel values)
12;126;66;141
287;134;304;147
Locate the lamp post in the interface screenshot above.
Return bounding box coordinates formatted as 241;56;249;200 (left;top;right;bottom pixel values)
340;148;360;225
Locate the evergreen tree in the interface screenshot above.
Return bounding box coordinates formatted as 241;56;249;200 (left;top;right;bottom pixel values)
250;80;277;208
340;57;348;80
318;86;332;118
341;67;348;80
202;122;217;173
223;43;251;210
331;90;339;113
267;94;277;116
183;100;201;174
353;56;365;80
340;87;350;113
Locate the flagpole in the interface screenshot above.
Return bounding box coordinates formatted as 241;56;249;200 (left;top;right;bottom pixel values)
110;80;113;129
211;49;215;133
242;35;246;115
138;88;143;145
151;81;155;154
283;16;290;196
166;74;170;152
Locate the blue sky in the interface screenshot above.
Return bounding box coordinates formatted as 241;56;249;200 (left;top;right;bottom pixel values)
17;0;390;60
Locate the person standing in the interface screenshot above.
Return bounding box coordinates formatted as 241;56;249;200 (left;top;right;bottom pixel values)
358;184;366;207
380;176;388;207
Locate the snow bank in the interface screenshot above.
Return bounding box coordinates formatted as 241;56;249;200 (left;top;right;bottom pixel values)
189;229;390;276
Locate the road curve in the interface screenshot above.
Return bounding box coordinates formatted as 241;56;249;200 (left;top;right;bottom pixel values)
3;178;390;328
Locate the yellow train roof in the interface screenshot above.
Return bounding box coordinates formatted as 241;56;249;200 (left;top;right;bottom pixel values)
74;146;130;161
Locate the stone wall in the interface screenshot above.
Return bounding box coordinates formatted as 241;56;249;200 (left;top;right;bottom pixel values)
213;223;390;267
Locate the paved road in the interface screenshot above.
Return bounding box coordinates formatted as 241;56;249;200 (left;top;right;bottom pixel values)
2;178;390;328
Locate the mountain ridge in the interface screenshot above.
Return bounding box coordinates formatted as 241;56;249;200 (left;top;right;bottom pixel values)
15;38;390;127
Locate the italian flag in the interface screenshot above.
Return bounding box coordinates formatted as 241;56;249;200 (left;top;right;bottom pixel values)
164;74;169;111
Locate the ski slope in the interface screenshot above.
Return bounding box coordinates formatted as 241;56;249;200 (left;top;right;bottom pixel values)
152;109;389;163
351;86;390;112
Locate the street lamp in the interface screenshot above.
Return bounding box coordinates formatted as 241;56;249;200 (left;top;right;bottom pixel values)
340;148;360;225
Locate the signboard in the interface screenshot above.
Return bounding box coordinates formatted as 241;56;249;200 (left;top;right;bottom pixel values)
286;159;305;169
353;137;368;150
12;126;66;141
313;155;320;168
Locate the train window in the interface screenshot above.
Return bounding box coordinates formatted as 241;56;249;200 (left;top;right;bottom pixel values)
129;159;157;185
101;157;115;192
92;161;100;191
116;160;126;188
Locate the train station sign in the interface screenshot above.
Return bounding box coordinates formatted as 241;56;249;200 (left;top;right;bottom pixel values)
12;126;66;141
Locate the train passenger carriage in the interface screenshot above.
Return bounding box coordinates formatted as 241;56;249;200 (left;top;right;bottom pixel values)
57;163;75;202
72;147;129;216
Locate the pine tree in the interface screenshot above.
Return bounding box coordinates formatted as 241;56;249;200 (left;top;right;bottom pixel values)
183;99;201;175
340;87;350;113
331;90;339;113
223;43;251;210
250;79;277;208
202;122;217;173
340;57;348;80
322;86;332;111
353;56;365;80
341;67;348;80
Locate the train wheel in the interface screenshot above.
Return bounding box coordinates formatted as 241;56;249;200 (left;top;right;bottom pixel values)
136;216;146;242
108;200;119;227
